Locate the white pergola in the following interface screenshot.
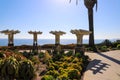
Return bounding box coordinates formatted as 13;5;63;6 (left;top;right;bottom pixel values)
1;29;20;46
71;29;91;45
50;31;66;45
28;31;42;44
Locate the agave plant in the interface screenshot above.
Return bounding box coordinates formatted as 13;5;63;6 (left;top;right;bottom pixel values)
1;57;19;80
18;59;35;80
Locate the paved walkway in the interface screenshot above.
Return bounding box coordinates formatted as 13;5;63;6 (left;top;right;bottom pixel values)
83;50;120;80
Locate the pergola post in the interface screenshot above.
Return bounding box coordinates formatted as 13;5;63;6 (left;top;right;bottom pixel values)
71;29;91;53
1;30;20;46
50;31;66;53
28;31;42;52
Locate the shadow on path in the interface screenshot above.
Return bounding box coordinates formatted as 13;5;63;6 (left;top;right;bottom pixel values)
86;59;110;74
97;52;120;65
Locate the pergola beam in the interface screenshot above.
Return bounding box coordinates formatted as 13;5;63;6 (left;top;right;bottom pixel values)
1;29;20;46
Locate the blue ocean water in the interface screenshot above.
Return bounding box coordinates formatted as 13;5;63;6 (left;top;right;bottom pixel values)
0;39;116;46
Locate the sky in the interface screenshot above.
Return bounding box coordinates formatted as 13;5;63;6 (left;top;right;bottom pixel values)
0;0;120;39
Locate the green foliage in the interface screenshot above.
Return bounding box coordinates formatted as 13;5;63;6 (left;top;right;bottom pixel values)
30;56;40;65
99;46;108;52
61;56;74;63
58;73;69;80
71;64;82;72
68;69;80;79
1;57;19;80
18;59;35;80
75;52;83;58
43;51;52;64
50;63;59;70
58;67;65;74
65;51;73;57
101;39;112;47
72;57;79;63
39;52;44;58
0;52;4;58
117;44;120;49
41;48;90;80
47;65;55;70
0;50;36;80
22;51;29;58
46;70;59;78
32;50;38;55
86;47;94;51
41;75;55;80
60;62;69;69
52;53;63;61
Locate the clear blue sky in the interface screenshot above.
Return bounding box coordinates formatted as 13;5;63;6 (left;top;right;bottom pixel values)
0;0;120;39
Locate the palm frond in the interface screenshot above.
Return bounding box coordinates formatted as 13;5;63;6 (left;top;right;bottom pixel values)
95;0;98;11
76;0;79;5
69;0;79;5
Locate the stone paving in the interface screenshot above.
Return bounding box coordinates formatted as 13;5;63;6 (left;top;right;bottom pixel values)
83;50;120;80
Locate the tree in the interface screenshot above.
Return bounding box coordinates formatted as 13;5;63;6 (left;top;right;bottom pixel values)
70;0;98;47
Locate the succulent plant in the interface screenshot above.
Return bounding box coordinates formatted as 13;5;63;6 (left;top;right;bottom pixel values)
18;59;35;80
1;57;19;80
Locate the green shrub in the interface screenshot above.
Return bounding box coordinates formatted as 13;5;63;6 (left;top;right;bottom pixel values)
47;65;55;70
30;56;40;65
22;51;29;58
75;52;82;58
71;64;82;72
53;53;63;61
60;62;69;69
32;50;38;55
58;73;69;80
87;47;94;51
46;70;59;78
0;52;4;58
58;67;64;73
43;51;51;64
18;59;35;80
51;63;59;70
72;57;79;63
41;75;55;80
117;44;120;49
1;57;19;80
100;46;108;52
61;56;74;63
68;69;80;79
101;39;112;47
65;51;73;57
39;52;44;58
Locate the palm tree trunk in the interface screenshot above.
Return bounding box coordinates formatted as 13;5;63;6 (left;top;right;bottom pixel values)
88;8;95;46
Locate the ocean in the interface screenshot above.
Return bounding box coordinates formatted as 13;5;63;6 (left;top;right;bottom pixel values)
0;39;116;46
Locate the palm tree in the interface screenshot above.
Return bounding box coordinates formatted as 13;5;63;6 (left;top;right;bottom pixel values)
70;0;97;47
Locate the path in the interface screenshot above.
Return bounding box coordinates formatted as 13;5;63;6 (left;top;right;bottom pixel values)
83;50;120;80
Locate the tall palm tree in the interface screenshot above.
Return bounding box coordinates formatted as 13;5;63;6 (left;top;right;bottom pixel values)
70;0;97;47
84;0;97;47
